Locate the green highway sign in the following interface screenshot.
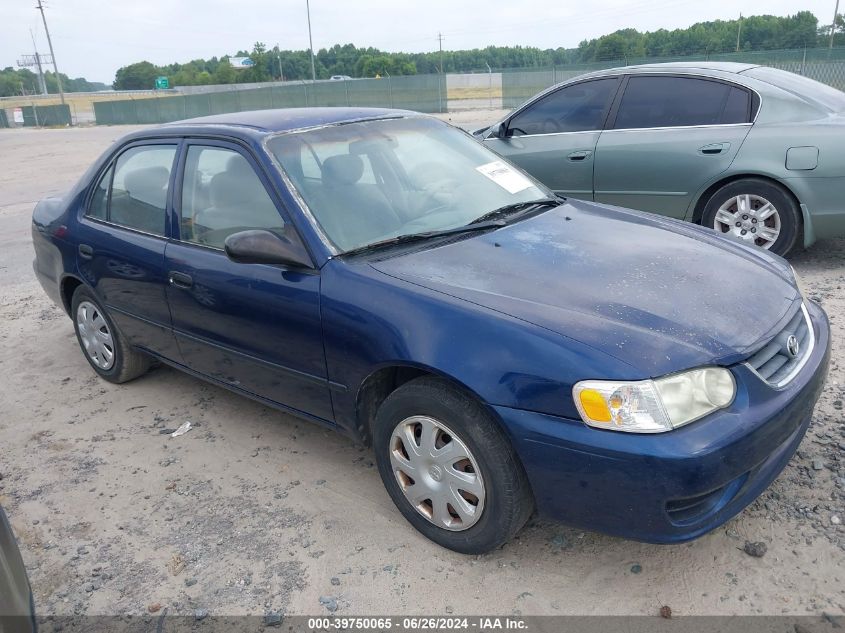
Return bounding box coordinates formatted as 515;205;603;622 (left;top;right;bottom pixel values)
155;76;169;89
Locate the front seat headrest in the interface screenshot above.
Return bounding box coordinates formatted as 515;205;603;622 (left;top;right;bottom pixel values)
321;154;364;187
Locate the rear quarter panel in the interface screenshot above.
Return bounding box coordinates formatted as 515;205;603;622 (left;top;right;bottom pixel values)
713;117;845;241
32;192;85;312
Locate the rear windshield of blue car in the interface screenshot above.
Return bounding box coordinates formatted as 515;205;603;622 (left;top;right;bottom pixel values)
744;66;845;113
267;116;548;252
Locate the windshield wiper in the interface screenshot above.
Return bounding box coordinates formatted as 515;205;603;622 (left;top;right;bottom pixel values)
469;196;563;225
342;219;507;256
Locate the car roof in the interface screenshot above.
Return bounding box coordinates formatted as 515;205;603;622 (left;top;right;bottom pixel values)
164;107;417;133
576;61;760;80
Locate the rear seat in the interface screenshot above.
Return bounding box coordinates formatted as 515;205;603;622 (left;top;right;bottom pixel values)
110;166;169;235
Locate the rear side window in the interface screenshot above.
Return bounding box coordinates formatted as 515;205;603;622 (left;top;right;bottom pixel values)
614;76;751;129
88;165;112;220
744;66;845;113
508;78;618;136
87;145;177;236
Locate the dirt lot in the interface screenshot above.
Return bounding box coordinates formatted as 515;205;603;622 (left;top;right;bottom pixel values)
0;122;843;619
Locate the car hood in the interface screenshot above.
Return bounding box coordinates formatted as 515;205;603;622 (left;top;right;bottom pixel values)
370;200;800;377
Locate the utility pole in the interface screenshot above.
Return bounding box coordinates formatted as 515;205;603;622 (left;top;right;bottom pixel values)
485;61;492;109
276;45;284;81
735;13;743;53
36;0;64;105
831;0;841;49
438;32;445;73
30;30;48;94
306;0;316;81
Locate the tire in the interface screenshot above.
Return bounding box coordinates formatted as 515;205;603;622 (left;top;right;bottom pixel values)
71;285;150;384
700;178;801;257
373;377;534;554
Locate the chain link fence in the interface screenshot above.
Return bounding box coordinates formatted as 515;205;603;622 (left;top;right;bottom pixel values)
93;75;447;125
502;46;845;108
4;46;845;127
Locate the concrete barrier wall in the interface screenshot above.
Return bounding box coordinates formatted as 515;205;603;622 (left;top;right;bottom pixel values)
446;73;502;90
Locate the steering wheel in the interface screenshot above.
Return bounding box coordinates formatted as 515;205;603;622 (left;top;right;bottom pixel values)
392;208;456;236
409;162;463;209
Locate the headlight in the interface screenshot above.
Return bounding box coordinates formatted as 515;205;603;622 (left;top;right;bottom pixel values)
790;265;808;298
573;367;736;433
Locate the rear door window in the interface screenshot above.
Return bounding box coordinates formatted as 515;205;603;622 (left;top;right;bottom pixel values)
95;145;177;236
613;76;751;129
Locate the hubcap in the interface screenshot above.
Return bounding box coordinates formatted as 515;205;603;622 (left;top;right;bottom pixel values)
389;416;485;531
712;193;781;250
76;301;115;370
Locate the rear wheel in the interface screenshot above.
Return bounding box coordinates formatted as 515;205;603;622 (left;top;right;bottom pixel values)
701;178;801;256
71;286;150;383
373;377;533;554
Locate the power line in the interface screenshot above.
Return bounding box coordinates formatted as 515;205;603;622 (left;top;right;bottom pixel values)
36;0;64;105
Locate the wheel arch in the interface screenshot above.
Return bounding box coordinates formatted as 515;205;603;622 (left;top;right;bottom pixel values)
689;172;803;227
59;274;85;316
354;362;510;448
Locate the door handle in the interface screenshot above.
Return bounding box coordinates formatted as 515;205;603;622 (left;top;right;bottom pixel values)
698;142;730;155
168;271;193;289
78;244;94;260
567;150;593;161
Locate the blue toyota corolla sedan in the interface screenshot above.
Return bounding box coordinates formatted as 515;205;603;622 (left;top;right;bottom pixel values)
32;108;829;554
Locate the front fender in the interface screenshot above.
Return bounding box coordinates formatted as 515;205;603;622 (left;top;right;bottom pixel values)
320;259;635;438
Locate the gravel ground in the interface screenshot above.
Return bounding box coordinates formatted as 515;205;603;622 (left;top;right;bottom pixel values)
0;122;843;619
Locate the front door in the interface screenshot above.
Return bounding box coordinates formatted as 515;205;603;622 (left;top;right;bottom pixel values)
75;141;181;359
484;77;621;199
594;75;754;218
164;140;332;422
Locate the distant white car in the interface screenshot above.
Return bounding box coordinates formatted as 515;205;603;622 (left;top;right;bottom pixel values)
330;75;352;80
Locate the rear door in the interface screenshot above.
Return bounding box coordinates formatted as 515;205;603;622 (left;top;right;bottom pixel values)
163;139;332;422
484;77;621;199
75;141;181;359
593;74;755;218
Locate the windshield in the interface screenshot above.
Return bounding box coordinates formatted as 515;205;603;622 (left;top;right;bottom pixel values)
744;66;845;113
267;117;548;252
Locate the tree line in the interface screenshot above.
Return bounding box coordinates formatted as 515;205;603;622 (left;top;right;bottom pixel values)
2;10;843;95
110;11;844;89
0;67;107;98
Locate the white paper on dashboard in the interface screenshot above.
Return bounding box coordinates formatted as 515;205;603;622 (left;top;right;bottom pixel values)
475;160;534;194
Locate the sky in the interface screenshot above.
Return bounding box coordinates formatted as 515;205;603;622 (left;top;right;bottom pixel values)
3;0;840;83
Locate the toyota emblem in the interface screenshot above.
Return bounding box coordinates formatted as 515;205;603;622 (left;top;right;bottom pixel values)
786;335;800;358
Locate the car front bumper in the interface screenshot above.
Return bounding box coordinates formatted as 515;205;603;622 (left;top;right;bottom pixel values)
494;300;831;543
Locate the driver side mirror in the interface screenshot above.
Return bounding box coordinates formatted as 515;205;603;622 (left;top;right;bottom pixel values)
491;122;508;139
224;229;313;269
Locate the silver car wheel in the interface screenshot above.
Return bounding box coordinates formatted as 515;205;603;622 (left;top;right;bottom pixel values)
712;193;781;250
76;301;115;370
389;415;485;531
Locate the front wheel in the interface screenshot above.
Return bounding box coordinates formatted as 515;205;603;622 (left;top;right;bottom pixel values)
373;377;534;554
701;178;801;256
71;286;151;384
